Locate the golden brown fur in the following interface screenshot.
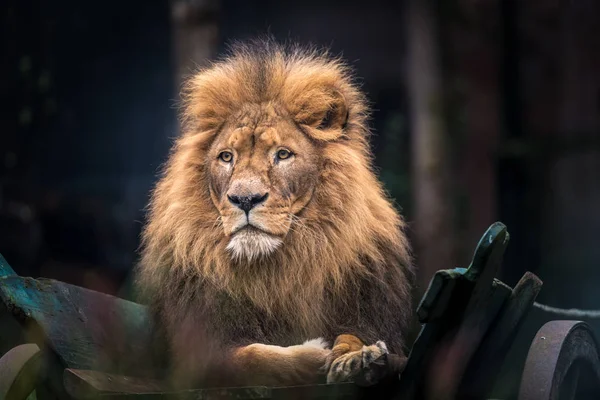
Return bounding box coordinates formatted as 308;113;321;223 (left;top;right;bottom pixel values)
136;38;414;389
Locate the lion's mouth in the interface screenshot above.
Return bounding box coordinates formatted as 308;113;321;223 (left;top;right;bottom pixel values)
232;223;274;237
226;225;283;261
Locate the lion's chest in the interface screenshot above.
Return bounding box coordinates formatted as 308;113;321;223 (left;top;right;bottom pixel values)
207;290;322;346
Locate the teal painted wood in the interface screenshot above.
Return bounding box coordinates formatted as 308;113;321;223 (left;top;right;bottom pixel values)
464;272;543;397
0;253;16;278
394;222;513;399
0;275;161;378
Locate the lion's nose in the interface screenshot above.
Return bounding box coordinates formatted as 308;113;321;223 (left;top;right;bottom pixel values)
227;193;269;213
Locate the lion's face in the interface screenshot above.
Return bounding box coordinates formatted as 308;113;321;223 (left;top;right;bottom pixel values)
208;102;320;261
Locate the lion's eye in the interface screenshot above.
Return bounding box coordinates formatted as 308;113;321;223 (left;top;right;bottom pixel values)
276;149;292;160
219;151;233;163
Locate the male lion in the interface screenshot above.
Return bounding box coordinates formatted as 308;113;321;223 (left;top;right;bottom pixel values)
136;39;414;389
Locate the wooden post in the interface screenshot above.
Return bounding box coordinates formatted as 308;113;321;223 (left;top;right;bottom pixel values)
406;0;456;295
170;0;220;91
448;1;502;268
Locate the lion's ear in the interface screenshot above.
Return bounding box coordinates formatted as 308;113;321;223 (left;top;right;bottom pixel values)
291;87;349;141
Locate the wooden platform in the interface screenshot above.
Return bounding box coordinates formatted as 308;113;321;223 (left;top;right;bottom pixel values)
1;222;598;399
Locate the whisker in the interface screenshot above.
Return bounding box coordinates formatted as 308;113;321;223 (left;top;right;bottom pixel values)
213;215;223;229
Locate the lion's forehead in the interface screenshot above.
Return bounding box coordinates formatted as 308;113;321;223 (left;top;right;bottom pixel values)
224;103;299;150
228;126;279;149
231;102;285;128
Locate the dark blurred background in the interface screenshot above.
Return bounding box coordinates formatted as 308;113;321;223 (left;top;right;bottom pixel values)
1;0;600;394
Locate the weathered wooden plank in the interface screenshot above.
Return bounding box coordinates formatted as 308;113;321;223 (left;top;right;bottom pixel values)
95;384;361;400
416;267;467;323
422;224;510;398
460;271;543;398
431;279;510;396
99;386;273;400
64;368;360;400
397;274;471;387
393;222;511;399
0;276;162;379
64;369;167;398
0;344;42;400
0;253;16;278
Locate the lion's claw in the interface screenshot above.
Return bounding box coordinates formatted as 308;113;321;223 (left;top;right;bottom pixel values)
326;341;390;386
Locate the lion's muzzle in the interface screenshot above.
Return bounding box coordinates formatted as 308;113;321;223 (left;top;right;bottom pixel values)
227;192;269;213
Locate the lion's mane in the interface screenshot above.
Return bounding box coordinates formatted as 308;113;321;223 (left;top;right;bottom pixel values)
136;39;414;381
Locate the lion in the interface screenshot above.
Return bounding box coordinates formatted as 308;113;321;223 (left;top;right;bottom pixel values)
135;38;414;390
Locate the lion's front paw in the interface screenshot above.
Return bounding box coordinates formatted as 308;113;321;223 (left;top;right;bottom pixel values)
326;341;389;386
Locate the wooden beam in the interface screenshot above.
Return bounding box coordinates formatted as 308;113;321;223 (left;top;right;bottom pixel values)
64;369;167;398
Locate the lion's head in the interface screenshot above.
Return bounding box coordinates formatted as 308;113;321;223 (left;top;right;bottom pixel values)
207;100;325;261
138;39;412;335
